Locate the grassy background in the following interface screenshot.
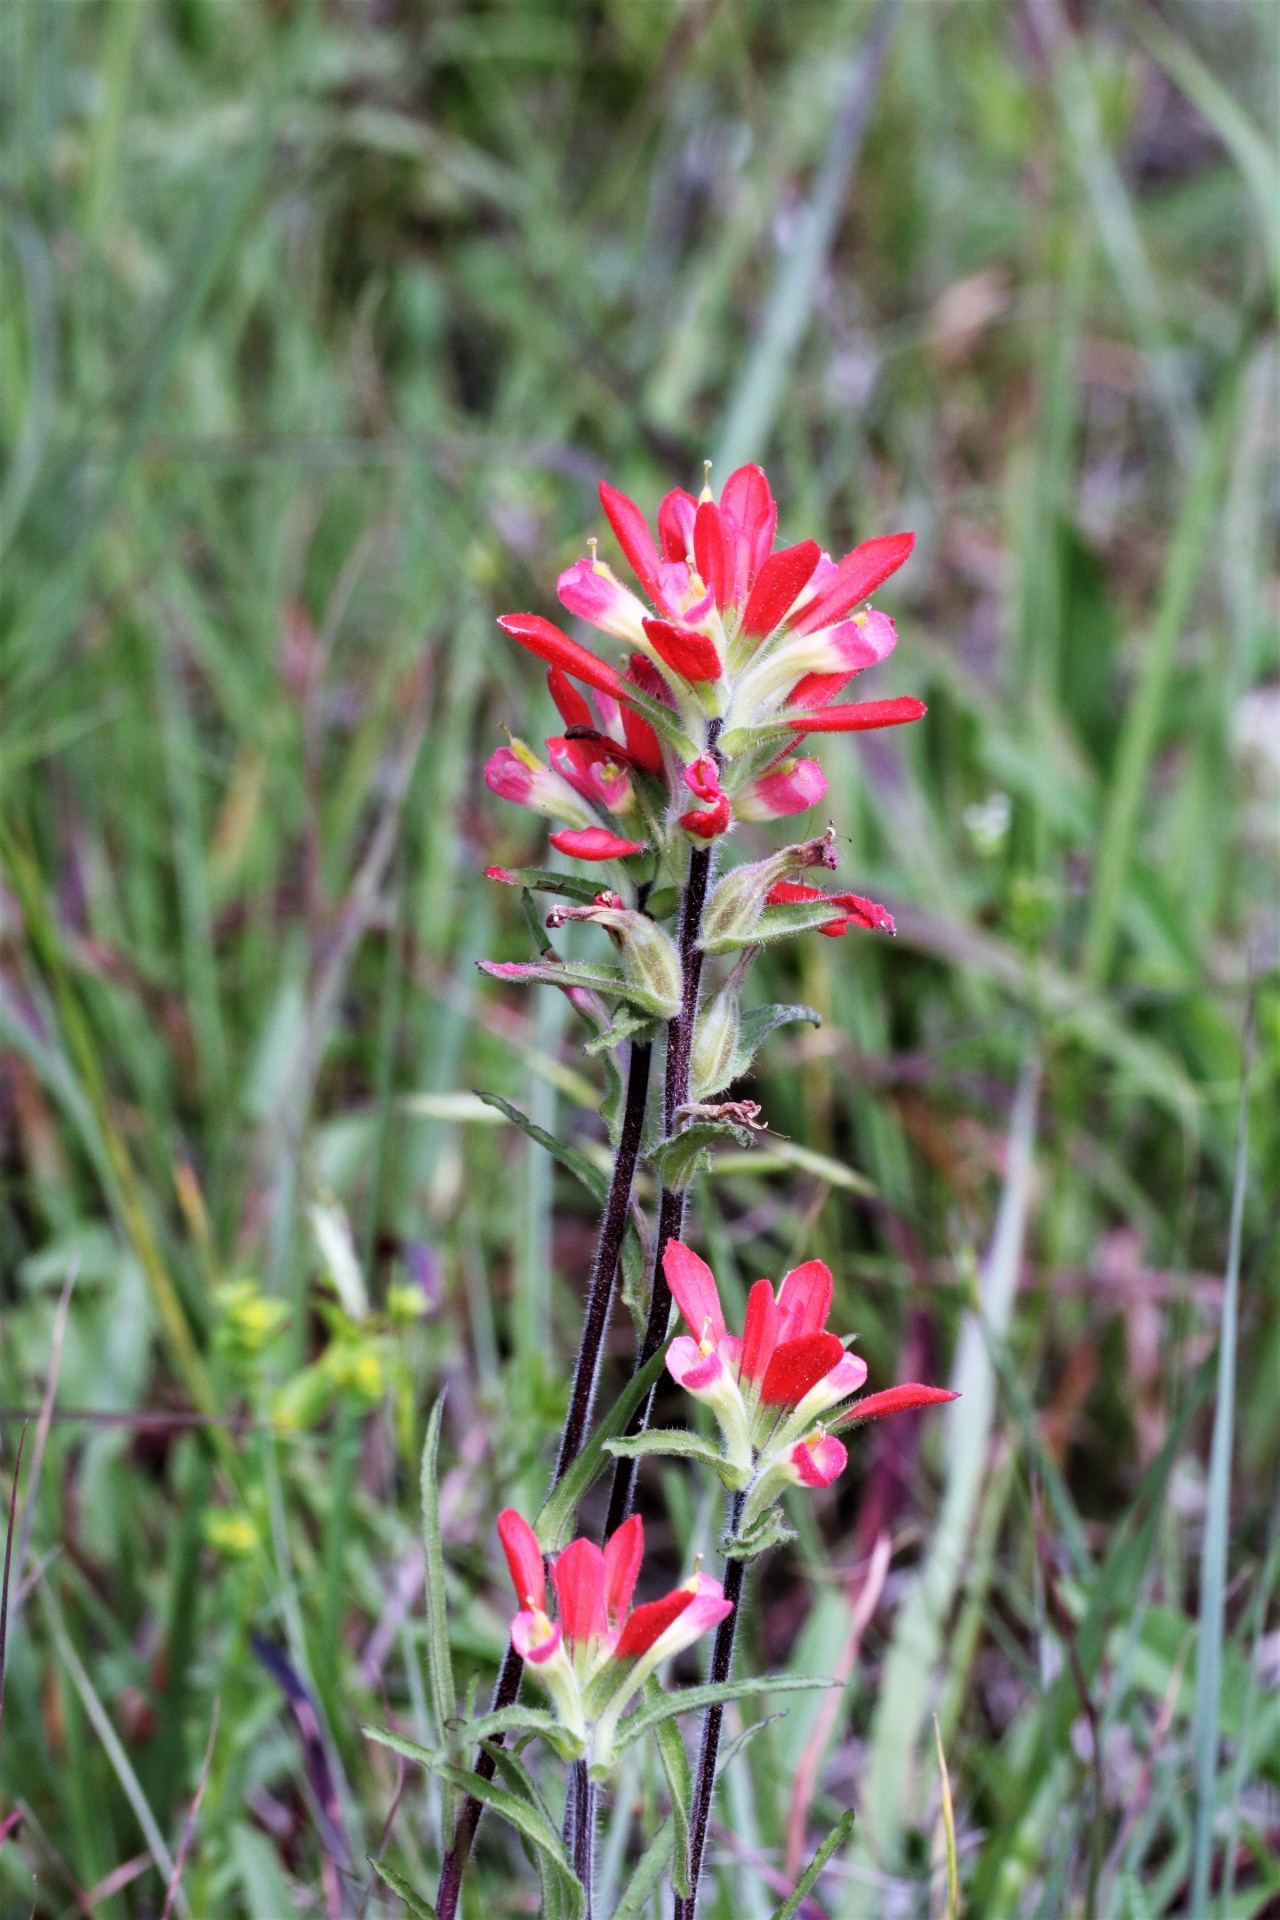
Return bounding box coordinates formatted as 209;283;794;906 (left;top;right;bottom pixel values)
1;0;1278;1914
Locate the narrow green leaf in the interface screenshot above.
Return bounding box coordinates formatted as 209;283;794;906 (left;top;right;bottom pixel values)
368;1856;437;1919
614;1676;840;1754
490;868;610;905
726;1003;820;1083
652;1694;691;1899
934;1717;959;1920
611;1813;674;1919
768;1811;855;1919
364;1705;576;1773
536;1339;671;1551
420;1394;456;1743
474;1091;608;1203
463;1752;585;1920
479;957;672;1014
435;1763;577;1882
605;1429;737;1483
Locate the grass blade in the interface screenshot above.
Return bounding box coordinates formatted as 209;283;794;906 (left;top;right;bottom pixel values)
770;1811;856;1920
420;1393;458;1747
1190;997;1253;1917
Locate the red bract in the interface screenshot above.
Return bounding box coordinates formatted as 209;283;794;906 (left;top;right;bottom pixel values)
741;540;822;640
791;532;916;634
766;880;895;937
497;613;628;700
550;827;646;861
642;617;721;683
786;696;927;733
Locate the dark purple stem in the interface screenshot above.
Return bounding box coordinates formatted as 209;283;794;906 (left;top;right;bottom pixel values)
555;1037;653;1478
435;1031;652;1918
673;1491;747;1920
571;1760;596;1913
605;783;718;1533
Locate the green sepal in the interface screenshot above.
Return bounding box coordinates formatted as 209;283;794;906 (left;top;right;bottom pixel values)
702;900;844;955
725;1505;796;1560
619;683;699;759
647;1118;757;1190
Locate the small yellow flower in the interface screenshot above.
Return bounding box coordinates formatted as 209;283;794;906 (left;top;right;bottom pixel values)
204;1510;258;1557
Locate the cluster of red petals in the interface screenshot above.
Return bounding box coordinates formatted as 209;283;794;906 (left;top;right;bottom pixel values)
766;880;896;937
498;468;920;723
496;1509;710;1663
666;1242;847;1407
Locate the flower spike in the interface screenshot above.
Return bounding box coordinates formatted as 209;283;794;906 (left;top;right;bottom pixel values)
658;1240;953;1533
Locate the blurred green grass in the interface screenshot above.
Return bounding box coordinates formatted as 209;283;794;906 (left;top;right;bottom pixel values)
0;0;1278;1914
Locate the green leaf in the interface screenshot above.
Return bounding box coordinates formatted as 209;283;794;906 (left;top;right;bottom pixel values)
651;1682;691;1899
433;1762;584;1920
613;1675;840;1754
645;885;681;920
474;1091;608;1203
611;1812;674;1920
363;1705;581;1771
367;1856;437;1919
648;1118;757;1191
582;1003;658;1058
520;887;552;957
474;1748;585;1920
419;1394;457;1745
605;1429;740;1485
478;957;673;1014
488;868;607;904
727;1003;820;1083
620;1220;650;1335
768;1811;856;1918
701;899;847;955
725;1506;796;1560
535;1340;672;1551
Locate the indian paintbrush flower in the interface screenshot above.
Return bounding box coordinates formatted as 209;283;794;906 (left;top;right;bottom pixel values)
661;1240;956;1533
485;464;924;874
497;1509;732;1772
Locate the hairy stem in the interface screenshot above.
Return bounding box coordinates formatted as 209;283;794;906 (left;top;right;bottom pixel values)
570;1759;596;1914
435;1032;652;1918
674;1490;747;1920
433;1638;523;1916
555;1037;653;1477
605;809;717;1533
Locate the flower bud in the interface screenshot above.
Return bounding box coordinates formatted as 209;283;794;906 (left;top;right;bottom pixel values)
545;896;681;1017
690;969;744;1101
